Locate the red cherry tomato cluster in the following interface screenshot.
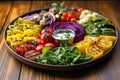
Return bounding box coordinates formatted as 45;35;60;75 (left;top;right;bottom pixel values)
61;7;83;22
35;27;56;53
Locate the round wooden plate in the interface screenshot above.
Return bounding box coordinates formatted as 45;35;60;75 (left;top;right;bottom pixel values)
3;8;118;71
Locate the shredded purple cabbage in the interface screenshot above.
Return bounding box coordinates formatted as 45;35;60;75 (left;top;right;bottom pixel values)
48;21;86;42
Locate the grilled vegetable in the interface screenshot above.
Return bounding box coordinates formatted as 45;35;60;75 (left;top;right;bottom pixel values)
99;35;116;42
6;18;42;47
86;44;104;60
97;37;113;52
74;36;94;55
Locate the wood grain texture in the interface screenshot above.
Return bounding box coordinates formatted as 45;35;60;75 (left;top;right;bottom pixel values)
0;1;31;80
0;1;120;80
0;1;12;33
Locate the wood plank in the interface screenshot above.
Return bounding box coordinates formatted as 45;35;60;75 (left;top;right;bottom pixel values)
0;1;31;80
0;1;12;33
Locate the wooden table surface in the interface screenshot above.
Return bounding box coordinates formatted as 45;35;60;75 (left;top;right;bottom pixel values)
0;1;120;80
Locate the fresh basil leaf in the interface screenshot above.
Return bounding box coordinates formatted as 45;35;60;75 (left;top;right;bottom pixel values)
60;7;68;12
52;3;59;9
60;2;65;7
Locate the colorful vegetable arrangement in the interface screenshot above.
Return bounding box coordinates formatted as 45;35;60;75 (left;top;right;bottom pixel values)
5;2;116;65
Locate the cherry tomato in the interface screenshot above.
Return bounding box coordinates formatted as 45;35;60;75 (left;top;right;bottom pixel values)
61;16;66;21
66;17;71;21
71;18;76;22
46;27;53;34
40;33;53;43
62;12;67;17
36;44;45;52
71;7;77;11
78;8;83;13
68;13;73;19
41;27;53;34
45;43;55;50
76;13;81;20
35;38;46;45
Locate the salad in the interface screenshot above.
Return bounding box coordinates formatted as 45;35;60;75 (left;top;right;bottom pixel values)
5;2;116;65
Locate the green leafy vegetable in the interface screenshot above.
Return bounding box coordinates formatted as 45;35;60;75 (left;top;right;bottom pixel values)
51;2;67;13
82;16;116;36
100;28;115;36
52;3;59;9
35;46;92;65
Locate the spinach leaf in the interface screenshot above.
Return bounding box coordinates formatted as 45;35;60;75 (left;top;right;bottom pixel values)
36;46;92;65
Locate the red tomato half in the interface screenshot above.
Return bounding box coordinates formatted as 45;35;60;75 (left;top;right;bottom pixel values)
36;44;45;52
45;43;55;50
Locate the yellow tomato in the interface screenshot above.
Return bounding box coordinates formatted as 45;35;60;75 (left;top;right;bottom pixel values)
86;44;104;60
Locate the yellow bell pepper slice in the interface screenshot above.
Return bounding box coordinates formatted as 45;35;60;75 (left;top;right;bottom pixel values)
74;36;94;55
97;37;113;52
100;35;116;42
86;45;104;60
23;37;36;42
84;35;99;42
